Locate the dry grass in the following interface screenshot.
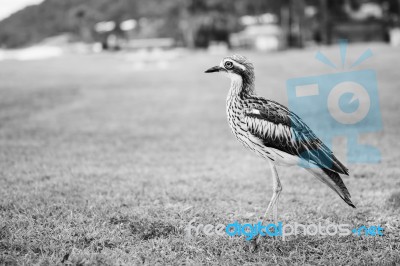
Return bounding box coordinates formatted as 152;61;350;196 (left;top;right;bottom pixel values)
0;44;400;265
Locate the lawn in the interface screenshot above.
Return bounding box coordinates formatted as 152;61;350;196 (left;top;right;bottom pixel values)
0;44;400;265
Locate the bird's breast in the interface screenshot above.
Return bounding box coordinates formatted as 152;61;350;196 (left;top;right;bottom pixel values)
225;95;299;165
226;96;248;143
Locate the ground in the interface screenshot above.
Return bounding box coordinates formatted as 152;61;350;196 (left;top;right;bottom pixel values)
0;44;399;265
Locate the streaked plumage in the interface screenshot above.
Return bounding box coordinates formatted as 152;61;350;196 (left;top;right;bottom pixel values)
205;54;355;215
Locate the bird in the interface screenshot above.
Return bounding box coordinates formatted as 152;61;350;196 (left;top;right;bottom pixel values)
205;54;355;230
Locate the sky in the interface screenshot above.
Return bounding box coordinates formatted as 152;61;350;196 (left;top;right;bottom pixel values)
0;0;44;21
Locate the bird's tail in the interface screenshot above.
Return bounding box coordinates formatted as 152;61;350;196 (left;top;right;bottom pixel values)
306;167;356;208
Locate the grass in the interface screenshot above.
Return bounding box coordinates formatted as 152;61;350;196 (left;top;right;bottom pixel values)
0;44;400;265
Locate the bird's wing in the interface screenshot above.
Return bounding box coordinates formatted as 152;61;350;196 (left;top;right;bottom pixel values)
244;98;349;175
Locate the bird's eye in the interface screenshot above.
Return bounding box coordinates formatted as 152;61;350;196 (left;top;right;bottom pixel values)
224;61;234;69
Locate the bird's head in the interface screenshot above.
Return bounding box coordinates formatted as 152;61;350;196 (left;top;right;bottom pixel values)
205;54;255;92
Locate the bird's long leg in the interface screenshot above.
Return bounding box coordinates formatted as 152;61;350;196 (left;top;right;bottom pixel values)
272;163;282;223
273;193;280;223
253;160;282;248
262;160;282;223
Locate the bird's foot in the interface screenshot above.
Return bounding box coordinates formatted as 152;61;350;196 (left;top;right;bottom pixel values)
249;237;259;252
249;233;266;252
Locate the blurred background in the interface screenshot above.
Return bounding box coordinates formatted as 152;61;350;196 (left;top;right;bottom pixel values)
1;0;400;56
1;0;400;265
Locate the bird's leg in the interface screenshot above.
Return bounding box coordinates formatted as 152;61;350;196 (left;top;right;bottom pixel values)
273;194;280;224
253;160;282;248
272;168;282;224
262;160;282;223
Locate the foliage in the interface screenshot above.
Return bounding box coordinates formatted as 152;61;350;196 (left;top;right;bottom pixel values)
0;0;283;48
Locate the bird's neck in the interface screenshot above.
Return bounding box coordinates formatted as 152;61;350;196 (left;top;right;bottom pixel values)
229;73;255;98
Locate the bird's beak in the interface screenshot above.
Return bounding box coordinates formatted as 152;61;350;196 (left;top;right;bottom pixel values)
205;66;223;73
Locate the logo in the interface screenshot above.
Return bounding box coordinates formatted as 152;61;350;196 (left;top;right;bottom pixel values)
185;219;384;241
286;40;382;165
